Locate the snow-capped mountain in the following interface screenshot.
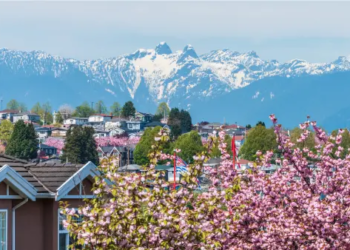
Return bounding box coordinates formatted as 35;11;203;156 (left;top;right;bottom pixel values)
2;42;350;104
1;42;350;130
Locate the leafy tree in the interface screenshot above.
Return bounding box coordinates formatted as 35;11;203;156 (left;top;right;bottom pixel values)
134;126;172;165
61;126;99;165
239;125;277;161
121;101;136;118
18;103;27;112
31;102;42;114
6;99;20;110
256;121;265;127
6;120;38;160
42;102;53;124
95;100;108;114
290;127;316;152
72;102;95;118
0;120;14;144
110;102;121;116
173;131;204;163
156;102;170;117
168;108;192;139
55;111;64;124
246;124;252;129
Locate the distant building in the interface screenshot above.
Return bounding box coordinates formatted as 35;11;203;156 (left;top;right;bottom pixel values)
135;111;153;123
105;118;127;131
0;109;19;122
125;120;146;132
88;114;112;123
38;143;58;157
35;127;53;141
13;112;41;123
63;117;88;126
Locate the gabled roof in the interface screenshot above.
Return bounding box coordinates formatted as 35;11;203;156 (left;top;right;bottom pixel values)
0;165;37;201
0;154;85;195
98;146;117;153
55;161;99;200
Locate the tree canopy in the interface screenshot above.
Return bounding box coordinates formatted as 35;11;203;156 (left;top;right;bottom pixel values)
61;126;99;165
0;120;14;144
121;101;136;118
134;126;172;165
110;102;121;116
5;120;38;160
156;102;170;117
168;108;192;139
173;131;204;163
239;124;277;161
95;100;108;114
6;99;20;110
72;102;95;118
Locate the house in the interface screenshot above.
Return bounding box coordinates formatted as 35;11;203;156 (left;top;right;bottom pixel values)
0;154;98;250
93;130;109;138
97;146;120;159
88;114;112;123
13;112;41;123
38;143;58;157
51;127;68;138
63;117;88;126
35;127;52;141
125;120;145;132
0;110;19;122
109;127;126;137
135;111;153;123
97;146;135;166
105;118;127;131
234;135;245;148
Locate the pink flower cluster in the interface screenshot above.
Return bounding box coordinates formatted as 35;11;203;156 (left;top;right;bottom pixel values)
95;136;140;147
62;116;350;249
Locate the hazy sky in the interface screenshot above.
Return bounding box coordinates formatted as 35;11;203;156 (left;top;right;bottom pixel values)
1;1;350;62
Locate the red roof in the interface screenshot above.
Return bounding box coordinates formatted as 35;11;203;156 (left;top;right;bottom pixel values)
0;109;19;113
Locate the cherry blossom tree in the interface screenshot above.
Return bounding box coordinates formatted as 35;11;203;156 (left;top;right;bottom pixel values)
61;116;350;249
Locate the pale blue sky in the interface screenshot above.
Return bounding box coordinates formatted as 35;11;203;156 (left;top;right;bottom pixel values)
1;1;350;63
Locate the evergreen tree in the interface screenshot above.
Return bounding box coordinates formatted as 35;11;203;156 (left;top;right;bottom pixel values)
121;101;136;118
95;100;108;114
180;110;192;133
110;102;121;116
0;120;14;144
173;131;204;163
72;102;95;118
6;99;20;110
239;125;277;161
168;108;181;139
6;120;38;160
246;124;252;129
156;102;170;117
134;126;172;165
61;126;99;165
152;114;163;122
256;121;266;127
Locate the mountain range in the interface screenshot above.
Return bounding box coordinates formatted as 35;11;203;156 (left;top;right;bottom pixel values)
1;42;350;130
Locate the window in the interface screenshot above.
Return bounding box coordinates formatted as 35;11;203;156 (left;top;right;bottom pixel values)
0;210;7;250
58;210;83;250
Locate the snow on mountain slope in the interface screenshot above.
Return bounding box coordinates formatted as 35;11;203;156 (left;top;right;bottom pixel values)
2;43;350;105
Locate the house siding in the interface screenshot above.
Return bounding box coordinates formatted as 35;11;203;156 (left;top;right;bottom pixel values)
0;200;12;250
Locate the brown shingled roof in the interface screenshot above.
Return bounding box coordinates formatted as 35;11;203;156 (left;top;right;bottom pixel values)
0;155;83;194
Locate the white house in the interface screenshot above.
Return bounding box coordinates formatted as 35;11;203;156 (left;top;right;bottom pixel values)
105;118;127;131
109;127;126;137
125;120;145;131
13;113;41;123
0;109;19;122
88;114;112;123
63;117;89;126
93;130;109;138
